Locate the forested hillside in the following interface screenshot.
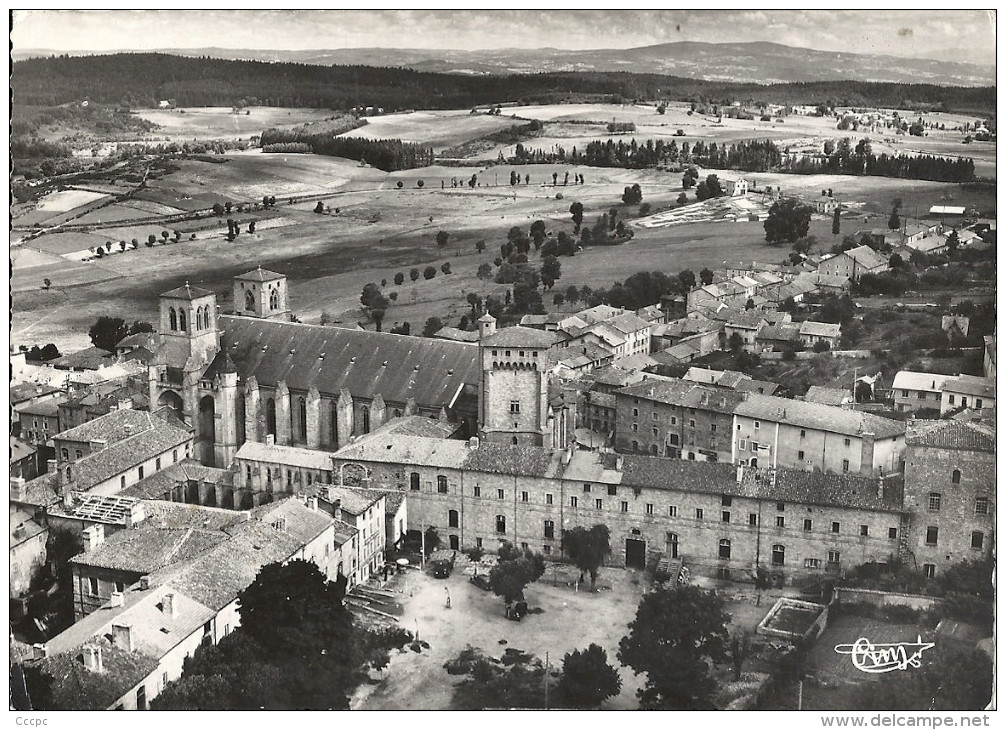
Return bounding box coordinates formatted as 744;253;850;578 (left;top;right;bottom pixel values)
12;53;996;113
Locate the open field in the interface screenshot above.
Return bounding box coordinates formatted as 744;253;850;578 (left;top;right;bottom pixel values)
11;100;995;354
340;110;520;152
132;106;337;141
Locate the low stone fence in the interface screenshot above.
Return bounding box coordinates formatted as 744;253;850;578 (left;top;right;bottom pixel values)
833;586;943;611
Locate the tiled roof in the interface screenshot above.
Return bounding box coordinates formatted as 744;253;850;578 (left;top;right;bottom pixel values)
335;431;470;469
61;381;149;411
64;421;192;492
591;365;644;388
15;398;61;418
346;487;406;515
371;415;459;440
757;324;801;341
735;394;906;439
217;315;479;407
52;346;114;371
799;321;842;338
463;442;564;478
481;325;558;348
804;386;852;406
70;527;228;573
942;374;995;399
56;409;178;446
115;332;158;351
235;267;285;282
15;472;60;508
119;460;234;500
11;508;46;548
161;284;215;300
138;500;248;531
322;486;382;515
10;437;36;463
246;497;336;548
905;420;995;452
31;637;160;710
606;312;650;334
235;441;333;471
892;371;952;393
568;305;622;326
10;382;61;404
616;378;745;413
844;245;887;270
735;379;779;396
433;327;480;343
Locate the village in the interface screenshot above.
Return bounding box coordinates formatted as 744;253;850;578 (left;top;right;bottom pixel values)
9;10;996;715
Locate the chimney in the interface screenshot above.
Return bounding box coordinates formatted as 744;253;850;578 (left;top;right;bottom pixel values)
467;436;480;450
861;432;876;476
125;501;146;529
111;624;133;652
265;434;275;446
307;496;319;512
736;464;745;483
82;524;105;552
615;455;624;470
13;523;26;540
32;643;47;660
89;439;107;452
326;486;338;503
118;398;133;411
139;575;150;590
82;645;103;673
46;459;57;474
10;477;25;502
161;592;176;618
109;590;125;608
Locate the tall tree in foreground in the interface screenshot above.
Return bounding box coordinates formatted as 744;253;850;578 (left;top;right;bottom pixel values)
562;524;611;591
488;541;545;612
558;644;621;708
618;585;730;709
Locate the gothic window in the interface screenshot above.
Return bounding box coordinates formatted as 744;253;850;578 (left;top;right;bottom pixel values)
169;307;177;331
266;398;277;436
245;289;255;311
330;402;339;444
269;288;280;310
298;398;307;440
362;406;371;433
179;308;187;331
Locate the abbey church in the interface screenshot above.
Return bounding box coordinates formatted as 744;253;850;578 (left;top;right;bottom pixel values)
149;268;573;467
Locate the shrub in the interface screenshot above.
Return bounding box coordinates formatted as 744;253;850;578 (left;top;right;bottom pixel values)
423;265;437;280
812;340;831;353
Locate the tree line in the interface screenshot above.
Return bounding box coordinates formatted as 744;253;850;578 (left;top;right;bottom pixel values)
12;54;995;113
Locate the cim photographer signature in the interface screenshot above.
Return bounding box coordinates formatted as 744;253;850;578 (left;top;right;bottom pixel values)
834;636;936;673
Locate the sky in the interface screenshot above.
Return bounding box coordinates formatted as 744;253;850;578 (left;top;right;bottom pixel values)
10;9;997;66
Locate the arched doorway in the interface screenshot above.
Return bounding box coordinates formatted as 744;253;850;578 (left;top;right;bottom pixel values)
198;395;216;466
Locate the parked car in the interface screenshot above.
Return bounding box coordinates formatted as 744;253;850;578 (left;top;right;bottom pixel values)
432;553;455;578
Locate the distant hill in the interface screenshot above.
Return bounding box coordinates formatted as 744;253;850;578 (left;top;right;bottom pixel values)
13;41;996;86
11;53;995;115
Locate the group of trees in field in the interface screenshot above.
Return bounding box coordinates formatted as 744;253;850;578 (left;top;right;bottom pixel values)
260;126;433;171
788;137;975;182
87;316;153;352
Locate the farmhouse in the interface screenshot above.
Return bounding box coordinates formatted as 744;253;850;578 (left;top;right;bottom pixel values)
815;245;888;282
940;374;995;414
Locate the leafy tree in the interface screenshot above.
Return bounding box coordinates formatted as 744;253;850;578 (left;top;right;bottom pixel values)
147;234;157;246
565;285;580;304
475;239;486;253
436;230;450;247
946;230;960;254
441;262;451;275
529;220;547;249
360;282;389;311
621;183;642;205
728;332;744;353
699;268;714;285
569;202;584;232
314;201;325;214
677;269;696;291
553;293;565;306
394;272;404;285
540;255;562;290
792;235;816;256
888;204;901;230
888;253;904;269
695;174;723;201
422;317;444;338
617;585;730;709
88;316;129;352
676;192;688;205
832;207;841;235
557;644;621;708
764;198;813;244
477;263;493;280
562;524;610;591
489;542;546;609
423;265;436;280
510;281;545;316
128;320;154;335
409;268;420;282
